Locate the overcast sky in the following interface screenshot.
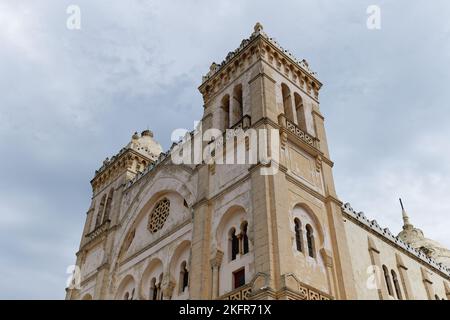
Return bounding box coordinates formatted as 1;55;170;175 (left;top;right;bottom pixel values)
1;0;449;299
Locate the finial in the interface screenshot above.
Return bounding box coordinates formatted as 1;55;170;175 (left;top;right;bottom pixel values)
399;198;411;228
254;22;264;34
141;129;153;138
132;132;139;140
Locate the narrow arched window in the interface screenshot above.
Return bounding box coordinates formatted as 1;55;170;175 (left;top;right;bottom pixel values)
231;84;243;127
391;270;402;300
294;218;303;252
230;228;239;261
150;277;157;300
102;189;114;223
124;292;129;300
294;93;306;131
95;194;107;228
306;224;315;258
221;95;230;130
158;273;164;300
241;221;249;255
435;294;440;300
179;261;189;293
383;265;393;296
281;83;294;122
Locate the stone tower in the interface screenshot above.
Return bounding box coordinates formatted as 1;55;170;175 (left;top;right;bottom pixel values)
67;23;366;300
191;22;357;299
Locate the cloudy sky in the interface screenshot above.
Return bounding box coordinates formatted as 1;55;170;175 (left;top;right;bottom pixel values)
1;0;449;299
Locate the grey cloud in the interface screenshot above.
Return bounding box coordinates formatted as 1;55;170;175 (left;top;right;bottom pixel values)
1;0;449;298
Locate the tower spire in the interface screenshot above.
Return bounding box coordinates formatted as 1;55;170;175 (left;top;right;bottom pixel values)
399;198;412;228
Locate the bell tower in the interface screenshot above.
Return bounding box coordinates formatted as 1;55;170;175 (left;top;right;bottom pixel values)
196;23;357;299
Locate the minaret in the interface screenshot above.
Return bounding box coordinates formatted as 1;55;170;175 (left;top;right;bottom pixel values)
399;198;412;229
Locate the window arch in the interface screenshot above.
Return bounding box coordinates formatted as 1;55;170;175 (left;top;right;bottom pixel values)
229;228;239;261
391;270;402;300
95;194;107;228
240;221;249;255
221;94;230;130
124;292;129;300
383;265;393;296
294;93;306;131
150;277;158;300
102;189;114;223
179;261;189;294
281;83;294;122
306;224;315;258
158;273;164;300
294;218;303;252
435;294;440;300
231;84;243;127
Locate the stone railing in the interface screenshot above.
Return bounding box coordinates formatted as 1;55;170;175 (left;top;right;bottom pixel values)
296;282;331;300
220;284;252;300
85;220;110;242
286;119;316;147
278;114;318;149
230;115;252;130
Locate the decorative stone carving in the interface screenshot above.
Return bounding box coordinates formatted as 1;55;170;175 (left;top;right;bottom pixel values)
147;198;171;233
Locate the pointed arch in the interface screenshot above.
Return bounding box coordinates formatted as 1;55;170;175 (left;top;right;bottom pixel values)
383;265;393;297
240;221;249;255
306;224;315;258
291;203;325;248
391;270;402;300
103;188;114;223
95;194;107;228
294;92;306;131
281;83;294;122
221;94;230;130
140;258;164;300
294;218;303;252
231;84;243;127
169;239;191;298
115;274;136;300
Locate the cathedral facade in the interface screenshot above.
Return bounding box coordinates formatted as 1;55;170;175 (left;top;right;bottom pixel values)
66;24;450;300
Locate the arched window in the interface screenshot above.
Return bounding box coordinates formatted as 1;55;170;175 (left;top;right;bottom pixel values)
241;221;249;255
383;265;393;296
221;95;230;130
231;84;243;127
294;93;306;131
306;224;315;258
95;194;107;228
230;228;239;261
158;273;164;300
391;270;402;300
281;83;294;122
294;218;303;252
124;292;129;300
150;277;158;300
102;189;114;223
179;261;189;293
435;294;440;300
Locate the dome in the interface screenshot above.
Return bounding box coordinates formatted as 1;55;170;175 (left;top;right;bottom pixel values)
126;130;163;161
397;206;450;267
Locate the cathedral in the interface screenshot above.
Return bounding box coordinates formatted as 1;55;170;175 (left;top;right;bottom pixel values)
66;23;450;300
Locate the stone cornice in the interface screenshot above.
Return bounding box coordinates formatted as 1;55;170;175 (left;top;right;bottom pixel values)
198;23;322;105
91;148;154;195
342;202;450;279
